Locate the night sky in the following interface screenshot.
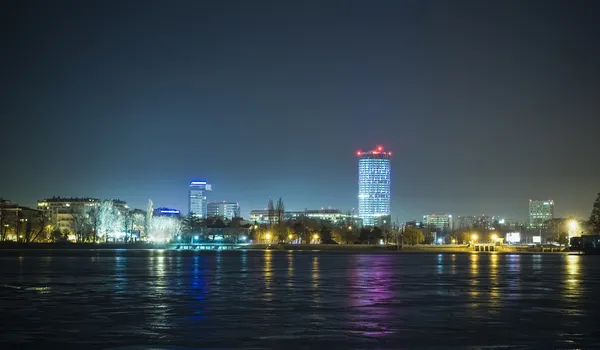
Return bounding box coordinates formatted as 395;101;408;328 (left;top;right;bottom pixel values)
2;0;599;221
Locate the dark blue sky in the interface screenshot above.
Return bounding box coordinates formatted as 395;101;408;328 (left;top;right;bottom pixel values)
1;0;599;221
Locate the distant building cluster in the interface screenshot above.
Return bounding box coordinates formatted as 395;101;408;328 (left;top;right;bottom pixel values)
2;144;568;246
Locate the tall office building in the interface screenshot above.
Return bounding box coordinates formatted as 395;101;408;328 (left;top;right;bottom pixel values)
529;199;554;227
357;145;391;226
423;214;453;232
189;181;212;218
207;201;240;220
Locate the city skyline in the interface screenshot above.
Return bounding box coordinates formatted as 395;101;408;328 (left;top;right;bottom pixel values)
2;183;592;224
1;1;598;222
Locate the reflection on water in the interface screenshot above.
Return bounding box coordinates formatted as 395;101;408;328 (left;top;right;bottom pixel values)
489;253;500;309
287;251;294;289
263;250;272;302
312;255;319;289
469;253;480;299
564;254;581;300
0;251;599;349
346;255;395;338
436;253;443;274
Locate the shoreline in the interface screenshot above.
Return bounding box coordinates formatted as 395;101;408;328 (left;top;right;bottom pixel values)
0;242;570;254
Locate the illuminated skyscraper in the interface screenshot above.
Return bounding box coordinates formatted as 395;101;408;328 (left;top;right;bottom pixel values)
357;146;391;226
189;181;212;218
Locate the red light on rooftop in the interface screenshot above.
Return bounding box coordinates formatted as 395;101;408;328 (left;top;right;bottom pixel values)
388;152;392;156
377;146;383;151
356;151;362;156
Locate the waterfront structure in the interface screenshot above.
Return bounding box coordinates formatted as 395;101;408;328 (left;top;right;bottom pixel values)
207;201;240;220
153;207;181;217
529;199;554;227
423;214;453;232
357;146;391;226
37;197;99;230
189;181;212;218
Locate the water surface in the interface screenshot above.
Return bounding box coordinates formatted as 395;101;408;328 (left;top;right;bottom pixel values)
1;250;599;349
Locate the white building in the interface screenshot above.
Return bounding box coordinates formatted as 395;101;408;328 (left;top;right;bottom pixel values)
207;201;240;220
37;197;99;231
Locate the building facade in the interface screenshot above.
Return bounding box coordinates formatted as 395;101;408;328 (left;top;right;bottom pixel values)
37;197;99;230
1;200;43;242
207;201;240;220
249;208;360;226
423;214;453;232
529;199;554;227
189;181;212;218
357;146;391;226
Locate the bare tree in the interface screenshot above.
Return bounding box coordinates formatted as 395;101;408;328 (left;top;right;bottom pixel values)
27;211;49;243
276;198;285;224
86;206;100;243
275;198;285;242
71;208;89;243
267;199;275;226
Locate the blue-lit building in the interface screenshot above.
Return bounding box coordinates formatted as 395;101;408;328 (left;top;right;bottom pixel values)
357;146;391;226
153;207;181;217
189;181;212;218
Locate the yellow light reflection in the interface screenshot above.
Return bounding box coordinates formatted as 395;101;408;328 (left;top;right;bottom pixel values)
264;250;273;301
287;251;294;288
469;253;479;298
451;254;456;275
489;253;500;308
311;255;322;306
312;256;319;289
564;255;580;299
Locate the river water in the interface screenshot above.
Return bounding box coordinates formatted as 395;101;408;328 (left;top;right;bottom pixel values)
0;250;599;349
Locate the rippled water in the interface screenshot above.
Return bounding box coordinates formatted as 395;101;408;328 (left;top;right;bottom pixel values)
1;250;599;349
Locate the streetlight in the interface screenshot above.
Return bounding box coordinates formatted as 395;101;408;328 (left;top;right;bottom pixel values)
568;220;578;232
567;220;578;245
490;233;498;243
471;233;478;242
348;226;352;230
265;232;271;243
313;233;319;243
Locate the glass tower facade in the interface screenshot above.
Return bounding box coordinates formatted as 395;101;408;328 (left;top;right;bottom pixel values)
357;146;391;226
189;181;212;218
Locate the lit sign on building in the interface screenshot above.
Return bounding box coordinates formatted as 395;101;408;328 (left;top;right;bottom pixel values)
506;232;521;243
160;209;180;214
